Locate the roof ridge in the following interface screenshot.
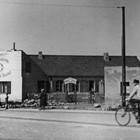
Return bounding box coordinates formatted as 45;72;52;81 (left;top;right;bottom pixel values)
29;54;137;57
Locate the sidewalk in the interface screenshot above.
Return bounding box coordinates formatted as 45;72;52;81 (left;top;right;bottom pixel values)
0;107;118;128
1;107;115;115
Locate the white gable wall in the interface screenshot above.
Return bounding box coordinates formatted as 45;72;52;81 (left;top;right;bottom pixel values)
0;51;22;102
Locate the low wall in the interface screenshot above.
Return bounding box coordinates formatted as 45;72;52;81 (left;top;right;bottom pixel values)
49;92;104;104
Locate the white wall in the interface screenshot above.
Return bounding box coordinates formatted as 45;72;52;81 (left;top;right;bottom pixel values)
0;50;22;102
105;66;140;106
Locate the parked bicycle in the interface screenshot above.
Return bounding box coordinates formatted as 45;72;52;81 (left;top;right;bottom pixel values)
115;100;140;126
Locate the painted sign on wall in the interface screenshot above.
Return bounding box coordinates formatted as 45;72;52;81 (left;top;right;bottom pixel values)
0;51;22;102
0;52;11;78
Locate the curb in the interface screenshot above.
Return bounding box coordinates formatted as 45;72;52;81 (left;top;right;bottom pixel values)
3;108;115;115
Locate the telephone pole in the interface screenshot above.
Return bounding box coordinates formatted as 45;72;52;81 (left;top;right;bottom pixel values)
118;6;126;106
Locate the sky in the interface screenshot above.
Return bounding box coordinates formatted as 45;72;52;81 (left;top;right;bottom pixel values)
0;0;140;59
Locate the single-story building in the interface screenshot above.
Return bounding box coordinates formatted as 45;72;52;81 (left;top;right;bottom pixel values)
0;49;140;103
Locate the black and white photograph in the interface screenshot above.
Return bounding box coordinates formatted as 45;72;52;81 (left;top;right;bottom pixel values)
0;0;140;140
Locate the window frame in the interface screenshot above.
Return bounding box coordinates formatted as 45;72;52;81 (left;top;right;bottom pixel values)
0;81;11;94
56;80;63;92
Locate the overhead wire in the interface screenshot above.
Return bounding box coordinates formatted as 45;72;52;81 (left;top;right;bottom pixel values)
0;1;119;8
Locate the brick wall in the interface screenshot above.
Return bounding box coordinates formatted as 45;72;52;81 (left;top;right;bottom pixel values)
22;52;48;101
48;92;104;104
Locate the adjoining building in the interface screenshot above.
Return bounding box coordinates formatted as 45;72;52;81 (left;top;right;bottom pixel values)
105;66;140;106
0;50;140;103
0;50;47;102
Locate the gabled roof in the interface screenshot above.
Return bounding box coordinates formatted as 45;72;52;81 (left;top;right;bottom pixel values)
29;55;140;77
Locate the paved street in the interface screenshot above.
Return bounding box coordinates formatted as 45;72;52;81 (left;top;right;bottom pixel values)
0;109;139;140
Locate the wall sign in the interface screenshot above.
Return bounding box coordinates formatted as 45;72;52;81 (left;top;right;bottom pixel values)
64;77;77;85
0;53;11;78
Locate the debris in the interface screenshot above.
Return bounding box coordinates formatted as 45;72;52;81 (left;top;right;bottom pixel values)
94;103;101;108
64;106;69;109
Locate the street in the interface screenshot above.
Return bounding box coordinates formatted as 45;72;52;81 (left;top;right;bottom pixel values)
0;109;139;140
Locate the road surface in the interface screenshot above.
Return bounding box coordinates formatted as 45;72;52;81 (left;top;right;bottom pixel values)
0;109;139;140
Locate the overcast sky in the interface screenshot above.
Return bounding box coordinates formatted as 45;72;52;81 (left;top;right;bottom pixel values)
0;0;140;59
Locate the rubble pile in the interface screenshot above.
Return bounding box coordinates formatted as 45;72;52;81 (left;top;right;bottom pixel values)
21;99;40;108
21;98;66;108
1;93;116;110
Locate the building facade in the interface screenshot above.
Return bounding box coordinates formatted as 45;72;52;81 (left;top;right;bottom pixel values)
105;66;140;106
0;50;140;103
0;50;22;101
0;50;47;102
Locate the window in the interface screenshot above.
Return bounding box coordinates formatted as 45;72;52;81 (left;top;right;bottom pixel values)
0;82;11;94
89;81;95;91
95;81;99;92
69;83;75;92
120;82;130;96
46;81;50;92
56;80;63;92
89;81;99;92
25;62;31;73
37;81;45;92
37;81;51;92
80;81;88;92
76;81;79;92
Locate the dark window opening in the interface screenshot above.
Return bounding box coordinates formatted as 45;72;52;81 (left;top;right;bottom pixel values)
120;82;130;96
56;80;63;92
37;81;50;93
25;62;31;73
76;81;79;92
46;81;50;93
38;81;45;92
89;81;95;91
69;83;75;92
95;81;99;92
0;82;11;94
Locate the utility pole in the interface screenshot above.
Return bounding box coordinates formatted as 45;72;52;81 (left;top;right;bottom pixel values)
122;7;126;107
118;6;126;107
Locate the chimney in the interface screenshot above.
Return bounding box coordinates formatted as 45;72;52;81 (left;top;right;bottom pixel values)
12;42;16;51
38;51;43;59
103;52;109;62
